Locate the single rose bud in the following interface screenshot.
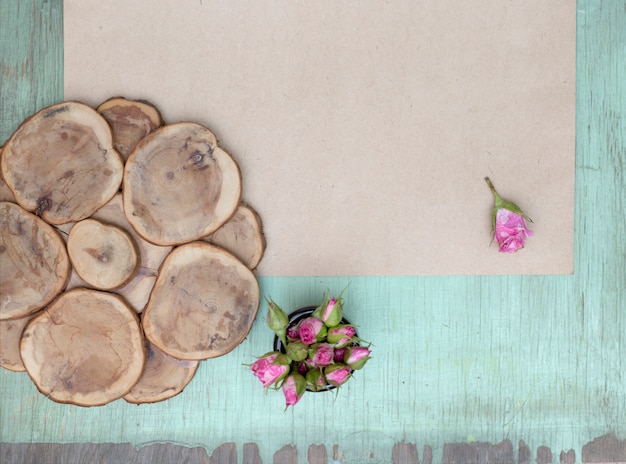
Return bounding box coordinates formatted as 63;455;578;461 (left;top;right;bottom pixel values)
485;177;533;253
249;352;290;388
296;360;308;376
286;324;300;341
282;373;306;407
327;324;357;347
285;340;309;362
333;347;347;363
324;364;352;387
298;317;327;346
344;346;371;370
309;342;334;366
305;368;326;392
321;296;343;327
266;297;289;331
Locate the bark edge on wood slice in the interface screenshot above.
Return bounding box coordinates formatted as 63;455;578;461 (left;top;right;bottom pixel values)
0;201;70;320
0;313;35;372
19;288;146;406
123;339;199;404
0;101;124;224
0;147;17;202
123;122;242;246
67;218;140;290
204;203;266;270
97;97;163;161
142;241;259;360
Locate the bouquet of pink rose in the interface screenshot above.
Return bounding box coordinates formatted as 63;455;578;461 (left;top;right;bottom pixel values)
249;291;371;407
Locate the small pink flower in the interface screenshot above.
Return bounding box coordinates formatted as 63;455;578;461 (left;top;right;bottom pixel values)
325;365;352;387
494;208;533;253
333;347;347;363
345;346;371;370
323;298;337;320
327;324;356;347
299;317;326;346
250;353;289;388
485;177;533;253
282;373;306;407
286;325;300;340
310;343;334;366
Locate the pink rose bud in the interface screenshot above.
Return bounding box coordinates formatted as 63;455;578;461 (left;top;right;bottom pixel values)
250;352;290;388
333;347;347;363
286;324;300;341
298;317;327;346
327;324;357;347
266;298;289;345
285;340;308;362
305;368;326;392
296;361;308;376
324;364;352;387
309;343;334;366
282;373;306;407
266;298;289;331
322;297;343;327
485;177;533;253
344;346;371;370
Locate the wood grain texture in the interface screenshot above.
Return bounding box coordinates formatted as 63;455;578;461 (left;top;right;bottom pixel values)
0;0;625;463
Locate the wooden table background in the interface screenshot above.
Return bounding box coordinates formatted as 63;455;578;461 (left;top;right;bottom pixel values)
1;1;624;463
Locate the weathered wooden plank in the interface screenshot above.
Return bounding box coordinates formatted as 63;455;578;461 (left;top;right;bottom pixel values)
0;0;63;144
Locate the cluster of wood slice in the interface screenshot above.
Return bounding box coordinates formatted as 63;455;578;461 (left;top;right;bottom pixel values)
0;98;266;406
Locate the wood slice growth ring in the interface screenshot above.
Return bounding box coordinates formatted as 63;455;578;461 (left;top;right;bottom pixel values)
0;201;70;320
142;242;260;360
124;123;242;246
1;102;124;224
20;288;146;406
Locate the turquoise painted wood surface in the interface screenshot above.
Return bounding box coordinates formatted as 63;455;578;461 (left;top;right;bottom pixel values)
0;0;624;462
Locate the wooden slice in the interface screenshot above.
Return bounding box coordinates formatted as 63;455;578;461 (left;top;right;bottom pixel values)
90;193;171;311
0;202;70;320
60;194;172;312
67;218;139;290
97;97;163;161
19;288;146;406
123;339;199;404
0;313;34;372
204;203;266;270
123;123;242;246
142;242;259;360
0;101;124;224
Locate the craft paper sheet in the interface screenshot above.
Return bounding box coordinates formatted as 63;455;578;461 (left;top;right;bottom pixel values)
64;0;575;276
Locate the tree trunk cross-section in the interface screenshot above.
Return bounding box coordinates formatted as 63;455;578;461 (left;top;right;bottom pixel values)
19;288;146;406
97;97;163;161
0;313;34;371
123;339;199;404
205;203;266;270
142;242;260;360
67;218;139;290
123;122;242;246
0;201;70;320
0;102;124;225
